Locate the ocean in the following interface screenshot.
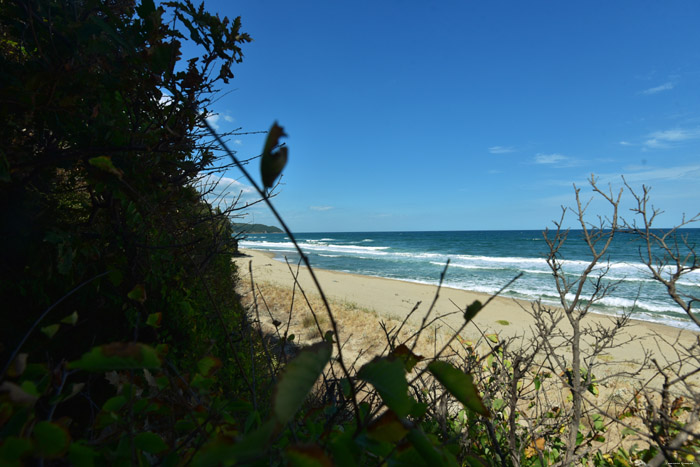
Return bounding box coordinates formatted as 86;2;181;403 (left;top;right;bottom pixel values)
239;230;700;330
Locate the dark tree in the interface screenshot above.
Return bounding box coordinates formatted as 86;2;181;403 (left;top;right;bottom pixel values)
0;0;251;377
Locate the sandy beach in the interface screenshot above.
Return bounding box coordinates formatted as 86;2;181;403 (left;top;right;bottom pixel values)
235;248;699;376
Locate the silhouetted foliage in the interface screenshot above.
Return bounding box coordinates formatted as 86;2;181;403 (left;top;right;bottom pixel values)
0;0;254;447
1;0;250;359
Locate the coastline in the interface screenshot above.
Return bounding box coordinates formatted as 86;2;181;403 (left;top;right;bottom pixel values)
235;248;699;380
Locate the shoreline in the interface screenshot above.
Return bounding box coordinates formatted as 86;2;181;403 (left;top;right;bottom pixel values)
238;248;698;335
235;248;699;382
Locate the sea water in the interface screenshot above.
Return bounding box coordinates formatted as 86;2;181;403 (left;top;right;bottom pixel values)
239;230;700;330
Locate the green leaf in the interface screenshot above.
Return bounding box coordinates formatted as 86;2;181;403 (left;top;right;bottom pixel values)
193;420;276;465
133;398;150;414
409;402;428;418
588;381;599;396
146;312;162;328
21;381;39;397
340;378;351;397
68;342;161;371
329;431;358;467
358;357;413;417
358;402;371;422
463;454;490;466
197;356;222;376
68;441;98;467
191;373;214;391
244;410;261;433
60;311;79;326
6;353;27;378
592;414;605;432
485;333;498;344
367;410;408;443
190;439;236;467
33;421;71;458
274;341;332;425
156;343;169;357
286;444;333;467
390;344;424;372
134;431;168;454
406;428;447;465
428;361;489;417
0;436;32;464
127;284;147;303
534;375;541;391
464;300;483;322
41;324;60;339
103;395;127;412
492;398;505;411
88;156;123;178
263;121;286;155
260;122;288;189
136;0;156;19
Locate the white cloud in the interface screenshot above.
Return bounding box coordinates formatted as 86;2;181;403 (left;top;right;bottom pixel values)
534;153;569;165
204;112;236;130
309;206;334;211
644;127;700;149
214;175;255;194
619;164;700;183
489;146;515;154
622;163;650;172
205;114;220;130
196;173;260;209
641;82;674;95
234;139;243;146
578;165;700;189
619;141;633;146
653;128;700;141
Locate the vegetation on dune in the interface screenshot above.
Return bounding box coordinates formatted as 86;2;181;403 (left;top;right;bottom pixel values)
231;223;283;234
1;0;699;465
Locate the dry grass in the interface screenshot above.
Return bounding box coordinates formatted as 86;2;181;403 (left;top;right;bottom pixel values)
238;280;447;369
237;278;687;458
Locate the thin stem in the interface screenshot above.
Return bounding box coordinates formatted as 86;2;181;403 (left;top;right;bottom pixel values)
201;118;362;430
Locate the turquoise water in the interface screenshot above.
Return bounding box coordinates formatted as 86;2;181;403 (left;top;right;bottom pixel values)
240;230;700;329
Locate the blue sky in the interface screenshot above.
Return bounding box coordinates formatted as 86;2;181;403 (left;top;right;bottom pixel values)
194;0;700;232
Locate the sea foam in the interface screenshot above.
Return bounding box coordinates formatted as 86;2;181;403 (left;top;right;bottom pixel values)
240;229;700;329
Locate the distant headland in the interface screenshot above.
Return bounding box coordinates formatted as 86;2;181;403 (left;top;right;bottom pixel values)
232;222;283;234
